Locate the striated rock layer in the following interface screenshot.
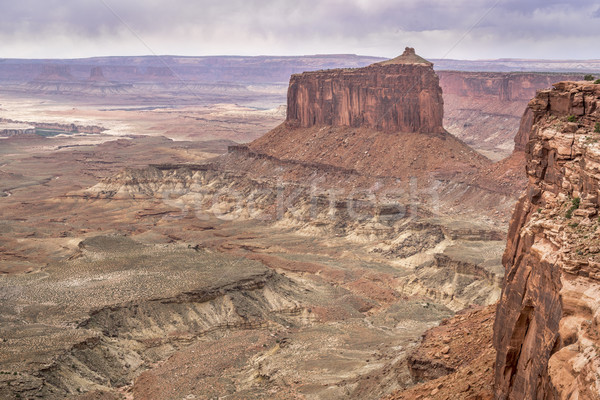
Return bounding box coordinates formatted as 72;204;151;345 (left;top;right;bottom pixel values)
286;47;444;133
494;81;600;399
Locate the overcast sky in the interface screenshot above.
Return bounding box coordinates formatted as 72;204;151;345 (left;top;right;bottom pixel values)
1;0;599;60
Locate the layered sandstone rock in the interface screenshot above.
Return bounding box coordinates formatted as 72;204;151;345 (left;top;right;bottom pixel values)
286;47;444;133
494;81;600;399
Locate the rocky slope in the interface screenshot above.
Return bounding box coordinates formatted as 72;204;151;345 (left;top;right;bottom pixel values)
493;81;600;399
286;47;444;133
385;305;496;400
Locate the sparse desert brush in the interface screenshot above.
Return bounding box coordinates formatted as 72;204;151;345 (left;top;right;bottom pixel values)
584;74;595;81
567;115;577;122
566;197;580;219
595;79;600;84
595;122;600;133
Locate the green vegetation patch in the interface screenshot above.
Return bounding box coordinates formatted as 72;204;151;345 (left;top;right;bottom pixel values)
34;128;73;137
565;197;580;219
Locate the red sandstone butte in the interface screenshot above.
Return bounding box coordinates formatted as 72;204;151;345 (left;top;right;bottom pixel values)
286;47;444;134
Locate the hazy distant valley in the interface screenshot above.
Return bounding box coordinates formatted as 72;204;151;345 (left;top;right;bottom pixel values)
1;53;599;400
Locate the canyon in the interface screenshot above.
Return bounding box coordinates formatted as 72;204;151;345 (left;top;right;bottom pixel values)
440;71;584;160
0;49;599;400
385;81;600;400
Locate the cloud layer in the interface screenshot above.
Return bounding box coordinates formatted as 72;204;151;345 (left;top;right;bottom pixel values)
1;0;599;59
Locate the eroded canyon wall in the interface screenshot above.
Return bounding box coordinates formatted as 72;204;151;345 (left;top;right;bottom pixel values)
439;72;584;102
285;48;444;133
494;81;600;399
438;72;584;159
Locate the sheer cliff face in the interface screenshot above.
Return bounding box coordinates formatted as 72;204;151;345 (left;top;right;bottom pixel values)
286;60;444;133
494;82;600;400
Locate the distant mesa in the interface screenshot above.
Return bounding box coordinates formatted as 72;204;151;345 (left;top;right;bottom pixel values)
88;66;107;82
137;66;175;80
286;47;444;133
33;64;75;82
27;64;133;94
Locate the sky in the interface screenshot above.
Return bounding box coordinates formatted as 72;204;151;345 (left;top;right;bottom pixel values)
1;0;599;60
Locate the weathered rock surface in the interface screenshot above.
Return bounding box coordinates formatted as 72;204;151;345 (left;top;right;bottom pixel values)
494;81;600;399
286;47;444;133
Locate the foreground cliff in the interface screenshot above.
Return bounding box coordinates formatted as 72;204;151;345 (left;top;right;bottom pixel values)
494;81;600;399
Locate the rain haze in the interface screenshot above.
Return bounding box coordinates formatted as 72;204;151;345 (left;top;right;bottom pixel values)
1;0;600;59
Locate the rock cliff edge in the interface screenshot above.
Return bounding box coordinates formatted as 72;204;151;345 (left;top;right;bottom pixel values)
494;81;600;399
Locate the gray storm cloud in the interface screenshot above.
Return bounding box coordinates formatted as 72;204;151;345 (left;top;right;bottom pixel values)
0;0;598;59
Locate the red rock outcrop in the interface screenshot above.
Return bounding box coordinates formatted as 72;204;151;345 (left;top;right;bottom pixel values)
493;81;600;399
286;47;444;133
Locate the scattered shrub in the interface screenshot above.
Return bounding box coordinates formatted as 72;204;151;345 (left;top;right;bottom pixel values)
566;209;573;219
566;197;580;219
595;122;600;133
584;74;595;81
567;115;577;122
595;79;600;84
